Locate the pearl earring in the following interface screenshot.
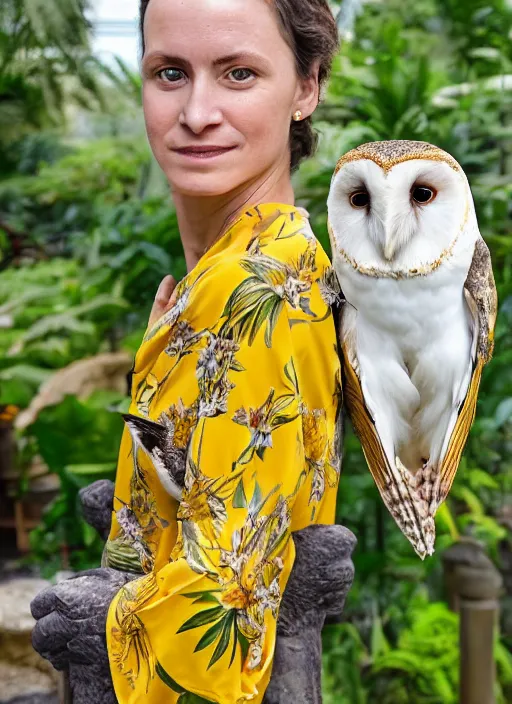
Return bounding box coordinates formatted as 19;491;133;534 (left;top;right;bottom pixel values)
293;110;303;122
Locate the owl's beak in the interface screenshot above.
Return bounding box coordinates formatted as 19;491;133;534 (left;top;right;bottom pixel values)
383;233;397;261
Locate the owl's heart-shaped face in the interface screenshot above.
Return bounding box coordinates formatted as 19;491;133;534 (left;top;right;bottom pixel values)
327;141;473;273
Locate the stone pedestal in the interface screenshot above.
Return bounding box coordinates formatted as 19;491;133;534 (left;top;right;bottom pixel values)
31;480;356;704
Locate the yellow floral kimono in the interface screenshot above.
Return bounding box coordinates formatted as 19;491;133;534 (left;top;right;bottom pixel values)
105;202;343;704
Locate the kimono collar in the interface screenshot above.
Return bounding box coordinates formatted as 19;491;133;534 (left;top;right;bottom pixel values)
194;202;310;270
134;203;310;375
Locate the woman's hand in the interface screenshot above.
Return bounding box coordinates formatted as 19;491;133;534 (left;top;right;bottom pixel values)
148;274;178;329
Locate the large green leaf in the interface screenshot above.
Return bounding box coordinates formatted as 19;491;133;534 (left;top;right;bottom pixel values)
156;662;217;703
179;693;217;704
30;394;124;472
156;661;184;694
194;619;225;653
176;606;225;634
207;610;236;670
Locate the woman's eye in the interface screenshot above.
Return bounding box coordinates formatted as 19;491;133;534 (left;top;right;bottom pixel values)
155;67;254;85
229;68;255;82
349;191;370;209
411;185;436;204
158;68;184;83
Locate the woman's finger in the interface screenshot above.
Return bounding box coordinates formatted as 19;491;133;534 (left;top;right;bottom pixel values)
148;275;178;329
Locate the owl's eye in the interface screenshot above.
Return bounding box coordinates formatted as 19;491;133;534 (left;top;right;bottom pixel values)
349;191;370;209
411;185;436;204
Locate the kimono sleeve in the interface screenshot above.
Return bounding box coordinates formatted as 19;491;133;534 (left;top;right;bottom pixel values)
106;278;305;704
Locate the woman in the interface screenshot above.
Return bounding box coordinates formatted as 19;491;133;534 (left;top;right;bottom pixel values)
36;1;343;702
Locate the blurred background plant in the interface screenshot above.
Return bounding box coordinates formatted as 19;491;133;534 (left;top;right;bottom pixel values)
0;0;511;701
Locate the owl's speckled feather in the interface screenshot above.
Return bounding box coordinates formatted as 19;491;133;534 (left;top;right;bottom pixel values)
464;238;498;362
334;140;461;175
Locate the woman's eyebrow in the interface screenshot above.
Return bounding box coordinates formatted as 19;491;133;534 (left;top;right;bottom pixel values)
143;51;270;71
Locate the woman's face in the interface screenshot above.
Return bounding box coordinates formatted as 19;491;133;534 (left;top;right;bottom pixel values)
141;0;316;197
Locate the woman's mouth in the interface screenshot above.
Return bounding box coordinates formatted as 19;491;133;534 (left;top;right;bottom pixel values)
173;146;237;159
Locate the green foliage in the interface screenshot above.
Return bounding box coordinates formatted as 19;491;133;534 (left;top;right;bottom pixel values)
371;601;459;703
0;136;153;249
25;390;125;575
0;136;184;572
0;257;129;393
0;0;104;171
0;136;185;401
323;596;512;703
0;2;148;177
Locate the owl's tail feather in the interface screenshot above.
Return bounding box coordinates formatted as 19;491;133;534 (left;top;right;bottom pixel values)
384;457;438;559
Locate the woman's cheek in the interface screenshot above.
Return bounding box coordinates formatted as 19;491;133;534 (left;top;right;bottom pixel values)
235;102;280;161
143;87;173;156
242;87;291;155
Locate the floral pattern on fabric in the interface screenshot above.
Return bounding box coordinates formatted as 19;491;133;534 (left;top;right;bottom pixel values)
105;203;342;704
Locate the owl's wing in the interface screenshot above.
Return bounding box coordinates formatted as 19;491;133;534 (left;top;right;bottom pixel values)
437;237;497;502
463;237;497;365
341;334;391;492
339;304;432;558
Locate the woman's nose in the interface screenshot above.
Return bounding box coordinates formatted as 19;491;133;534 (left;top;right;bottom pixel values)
179;78;223;134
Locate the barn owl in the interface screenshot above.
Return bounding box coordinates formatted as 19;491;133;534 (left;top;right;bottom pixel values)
327;141;497;558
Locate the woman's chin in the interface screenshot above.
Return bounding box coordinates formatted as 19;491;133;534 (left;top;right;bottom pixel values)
171;184;236;198
168;172;244;198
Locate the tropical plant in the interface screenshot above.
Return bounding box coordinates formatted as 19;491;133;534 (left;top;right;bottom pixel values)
24;390;126;575
0;0;106;172
323;594;512;703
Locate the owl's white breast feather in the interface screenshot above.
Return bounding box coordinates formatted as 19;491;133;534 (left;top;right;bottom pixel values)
334;219;478;474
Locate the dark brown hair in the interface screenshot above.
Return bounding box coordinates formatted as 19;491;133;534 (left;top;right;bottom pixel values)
139;0;339;171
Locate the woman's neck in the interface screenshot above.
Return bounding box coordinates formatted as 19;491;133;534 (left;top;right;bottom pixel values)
172;162;295;273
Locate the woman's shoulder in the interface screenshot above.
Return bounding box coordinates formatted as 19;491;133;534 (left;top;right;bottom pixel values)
180;208;340;351
192;207;334;294
143;208;339;352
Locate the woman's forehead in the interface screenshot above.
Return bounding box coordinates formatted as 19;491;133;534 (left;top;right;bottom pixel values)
144;0;281;52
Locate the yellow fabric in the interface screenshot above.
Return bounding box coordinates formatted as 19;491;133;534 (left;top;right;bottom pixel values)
105;203;343;704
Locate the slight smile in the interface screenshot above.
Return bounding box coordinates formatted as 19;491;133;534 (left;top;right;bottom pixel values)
173;146;237;159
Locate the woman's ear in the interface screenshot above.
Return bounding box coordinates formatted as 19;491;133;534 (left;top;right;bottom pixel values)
293;59;321;120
